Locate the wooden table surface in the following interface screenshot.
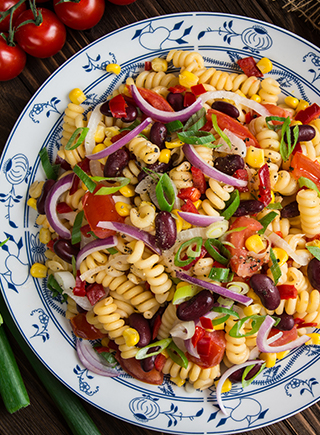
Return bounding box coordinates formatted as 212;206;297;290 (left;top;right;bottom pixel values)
1;0;320;434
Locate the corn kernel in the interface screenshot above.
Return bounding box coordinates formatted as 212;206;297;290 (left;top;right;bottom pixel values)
243;303;262;316
306;333;320;345
171;376;185;387
69;88;86;105
165;139;184;149
30;263;48;278
103;138;113;147
159;149;171;164
256;57;273;74
92;143;107;165
239;192;252;201
290;120;302;127
213;322;225;331
306;239;320;249
115;201;132;217
245;146;265;168
105;127;120;139
179;70;199;88
250;94;261;103
246;288;261;302
161;349;169;358
119;184;135;197
271;247;288;267
106;63;121;75
296;99;309;113
259;352;276;368
151;57;168;72
123;328;140;346
285;96;299;109
39;228;51;245
94;124;105;143
27;197;38;210
276;350;290;360
245;235;266;253
215;378;232;393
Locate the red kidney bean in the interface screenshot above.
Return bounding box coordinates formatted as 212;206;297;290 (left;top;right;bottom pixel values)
229;361;263;383
137;161;172;182
167;92;184;111
211;101;240;118
233;200;264;217
53;239;80;264
140;355;156;372
36;179;56;215
290;124;316;143
249;274;281;310
129;313;151;347
121;104;138;122
307;258;320;291
213;155;244;175
177;289;215;321
55;154;71;171
280;201;299;218
103;147;130;178
273;312;295;331
100;101;112;117
150;122;167;149
155;211;177;250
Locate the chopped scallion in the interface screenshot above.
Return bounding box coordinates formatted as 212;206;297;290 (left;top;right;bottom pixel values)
242;362;266;389
71;210;84;245
204;238;230;265
306;245;320;261
155;173;175;212
92;176;130;195
165;120;183;133
211;114;232;149
208;267;233;282
177;130;216;145
183;108;206;131
298;176;320;197
65;127;89;150
258;211;278;234
166;341;188;369
174;237;203;267
73;165;96;193
39;148;60;180
220;189;240;220
135;338;172;360
269;247;282;285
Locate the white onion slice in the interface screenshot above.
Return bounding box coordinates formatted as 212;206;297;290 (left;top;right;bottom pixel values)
170;321;195;340
85;103;103;155
216;360;265;415
265;230;309;266
176;272;253;306
177;211;224;227
256;315;309;353
183;144;247;187
185;337;200;359
200;91;271;117
89;159;104;177
76;339;122;377
76;235;118;270
131;84;203;122
44;173;74;239
53;271;92;311
215;129;247;157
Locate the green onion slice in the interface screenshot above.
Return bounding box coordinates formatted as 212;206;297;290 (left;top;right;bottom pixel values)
174;237;203;267
208;267;233;282
177;130;216;145
73;165;96;193
266;116;298;161
92;176;130;195
172;284;199;305
258;211;278;234
306;245;320;261
65;127;89;150
211;314;230;326
228;315;267;338
166;341;189;369
242;362;266;389
220;189;240;220
155;173;176;212
135;338;172;360
71;210;84;245
165;120;183;133
211;114;232;149
298;176;320;197
204;238;230;265
39;148;60;180
0;237;9;248
186;239;202;258
107;247;118;255
212;306;240;318
119;119;141;132
269;247;282;285
266;202;282;210
183;108;206;131
47;275;67;301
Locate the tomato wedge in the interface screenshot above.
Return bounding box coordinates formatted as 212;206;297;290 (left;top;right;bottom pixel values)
227;216;269;278
82;184;125;239
70;313;106;340
262;103;292;121
187;330;226;368
115;352;164;385
137;87;174;112
268;326;298;347
291;152;320;191
206;109;260;148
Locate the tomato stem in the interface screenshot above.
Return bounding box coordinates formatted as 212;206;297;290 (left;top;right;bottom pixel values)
0;0;26;24
28;0;42;26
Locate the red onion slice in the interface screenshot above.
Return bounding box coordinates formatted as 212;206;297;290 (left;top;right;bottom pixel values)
177;211;224;226
76;235;118;269
216;360;265;415
183;144;247;188
87;117;152;160
44;173;74;239
97;221;161;255
175;272;252;306
76;339;122;377
131;85;203;122
256;315;309;353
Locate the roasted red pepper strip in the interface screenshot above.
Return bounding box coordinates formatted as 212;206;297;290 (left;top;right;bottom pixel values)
191;326;205;347
200;316;214;330
184;91;196;107
154;353;167;371
291;152;320;191
295;103;320;124
191;84;207;96
144;61;152;71
181;198;199;214
277;284;298;300
56;202;73;214
180;246;207;271
258;163;272;206
237;56;263;78
294;318;318;328
152;314;162;340
109;94;127;118
191;166;206;194
86;283;105;306
168;84;186;93
73;272;86;297
178;187;201;202
94;346;111;354
233;169;249;193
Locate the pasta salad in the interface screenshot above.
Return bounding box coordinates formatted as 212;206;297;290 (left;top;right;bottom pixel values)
28;49;320;413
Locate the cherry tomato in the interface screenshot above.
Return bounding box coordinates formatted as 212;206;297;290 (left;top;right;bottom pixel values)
0;33;26;81
107;0;137;4
0;0;27;31
14;8;66;58
53;0;105;31
70;312;106;340
227;216;269;278
187;330;226;368
82;184;125;239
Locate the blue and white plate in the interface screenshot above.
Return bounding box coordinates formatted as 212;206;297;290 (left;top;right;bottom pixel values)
1;12;320;434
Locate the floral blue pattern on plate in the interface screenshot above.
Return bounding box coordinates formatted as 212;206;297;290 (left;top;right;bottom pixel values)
1;12;320;434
